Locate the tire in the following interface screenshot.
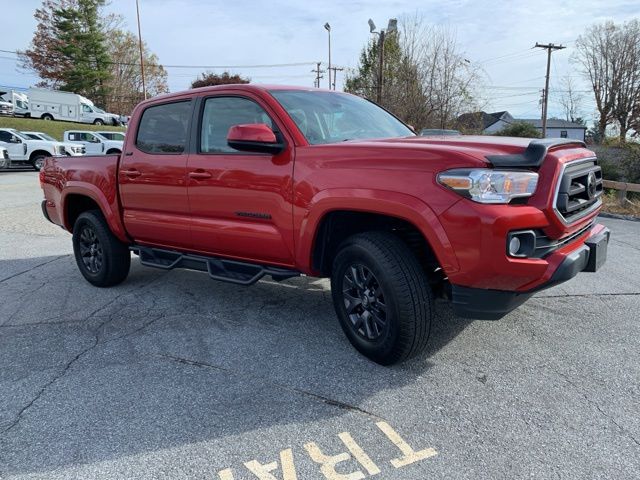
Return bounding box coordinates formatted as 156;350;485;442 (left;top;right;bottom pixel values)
331;232;433;365
72;210;131;287
93;119;104;125
31;155;46;171
41;114;53;121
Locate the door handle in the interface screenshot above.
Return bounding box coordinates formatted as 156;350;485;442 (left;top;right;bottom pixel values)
188;170;212;180
122;168;142;178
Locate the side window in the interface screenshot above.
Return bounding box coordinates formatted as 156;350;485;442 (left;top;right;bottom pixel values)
82;104;92;113
67;132;79;141
560;130;568;138
0;131;12;142
136;101;191;154
200;97;274;153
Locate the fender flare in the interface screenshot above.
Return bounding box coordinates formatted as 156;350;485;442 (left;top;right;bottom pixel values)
296;188;460;275
61;182;129;242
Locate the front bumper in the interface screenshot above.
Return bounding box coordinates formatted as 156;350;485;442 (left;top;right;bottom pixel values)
451;226;610;319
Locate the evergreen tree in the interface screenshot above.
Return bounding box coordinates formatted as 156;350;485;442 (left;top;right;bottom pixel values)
52;0;112;106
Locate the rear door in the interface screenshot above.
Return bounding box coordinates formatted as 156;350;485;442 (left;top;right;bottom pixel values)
0;130;26;160
186;94;296;265
118;99;194;250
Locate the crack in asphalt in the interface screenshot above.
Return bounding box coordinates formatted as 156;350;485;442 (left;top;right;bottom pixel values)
159;353;384;421
0;255;67;285
552;368;640;448
1;275;167;434
534;292;640;299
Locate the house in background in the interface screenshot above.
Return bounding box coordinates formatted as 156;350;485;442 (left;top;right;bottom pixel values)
456;111;587;141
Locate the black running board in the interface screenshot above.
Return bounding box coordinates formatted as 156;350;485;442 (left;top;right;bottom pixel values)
132;246;300;285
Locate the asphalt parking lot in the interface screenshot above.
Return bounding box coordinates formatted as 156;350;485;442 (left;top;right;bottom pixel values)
0;170;639;479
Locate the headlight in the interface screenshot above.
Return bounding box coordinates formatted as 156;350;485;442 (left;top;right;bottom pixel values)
437;169;539;204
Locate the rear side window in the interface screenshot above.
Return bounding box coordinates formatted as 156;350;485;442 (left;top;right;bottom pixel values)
136;101;191;154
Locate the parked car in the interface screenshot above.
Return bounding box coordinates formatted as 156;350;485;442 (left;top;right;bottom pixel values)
63;130;123;155
0;128;65;170
0;99;12;116
0;89;29;116
0;146;9;169
40;85;609;365
420;128;461;136
28;88;121;125
94;131;126;142
22;131;86;156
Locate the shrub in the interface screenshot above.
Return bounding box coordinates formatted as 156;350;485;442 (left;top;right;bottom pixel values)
493;122;542;138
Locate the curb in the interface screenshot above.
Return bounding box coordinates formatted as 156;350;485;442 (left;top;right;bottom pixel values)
598;212;640;222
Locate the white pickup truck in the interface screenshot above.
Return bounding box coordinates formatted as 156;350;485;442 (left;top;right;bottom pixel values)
0;128;66;171
63;130;124;155
22;131;86;156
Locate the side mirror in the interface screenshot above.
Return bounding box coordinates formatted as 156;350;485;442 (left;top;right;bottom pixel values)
227;124;284;155
10;136;22;144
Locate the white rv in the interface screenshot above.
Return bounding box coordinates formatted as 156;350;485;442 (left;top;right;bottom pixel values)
0;90;29;116
28;89;121;126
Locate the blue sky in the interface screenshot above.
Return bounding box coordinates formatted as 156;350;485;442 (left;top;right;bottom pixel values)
2;0;640;122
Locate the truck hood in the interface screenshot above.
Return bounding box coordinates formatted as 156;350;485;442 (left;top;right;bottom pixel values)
335;135;588;169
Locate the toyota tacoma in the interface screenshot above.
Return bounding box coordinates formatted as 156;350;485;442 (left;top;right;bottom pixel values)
40;85;609;364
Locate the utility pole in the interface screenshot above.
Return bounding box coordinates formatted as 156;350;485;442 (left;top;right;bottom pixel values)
324;23;331;89
377;30;385;103
136;0;147;100
329;66;344;90
311;63;325;88
534;42;565;137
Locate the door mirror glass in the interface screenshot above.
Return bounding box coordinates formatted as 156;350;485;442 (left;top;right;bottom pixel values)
10;136;22;144
227;124;283;154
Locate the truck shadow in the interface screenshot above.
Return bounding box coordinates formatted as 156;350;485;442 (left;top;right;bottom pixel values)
0;254;474;476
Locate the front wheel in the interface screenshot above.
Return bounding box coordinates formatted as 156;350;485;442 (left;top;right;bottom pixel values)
31;155;46;171
331;232;433;365
93;119;104;125
72;210;131;287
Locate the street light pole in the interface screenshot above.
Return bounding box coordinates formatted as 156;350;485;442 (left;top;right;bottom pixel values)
377;30;385;104
324;23;331;89
136;0;147;100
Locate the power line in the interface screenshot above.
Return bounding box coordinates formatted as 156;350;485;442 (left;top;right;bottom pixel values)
0;48;317;70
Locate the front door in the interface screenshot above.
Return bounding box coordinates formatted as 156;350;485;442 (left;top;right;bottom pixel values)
118;99;193;250
66;132;102;154
186;94;295;266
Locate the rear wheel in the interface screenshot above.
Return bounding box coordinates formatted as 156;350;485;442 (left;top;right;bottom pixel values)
72;210;130;287
331;232;433;365
41;114;53;121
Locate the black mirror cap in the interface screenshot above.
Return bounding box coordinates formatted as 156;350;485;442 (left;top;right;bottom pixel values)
227;140;285;155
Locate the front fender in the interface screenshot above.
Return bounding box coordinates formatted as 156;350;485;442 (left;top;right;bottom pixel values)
295;188;460;275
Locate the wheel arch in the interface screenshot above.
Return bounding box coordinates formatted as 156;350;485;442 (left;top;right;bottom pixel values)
61;186;129;242
29;149;53;161
299;189;459;278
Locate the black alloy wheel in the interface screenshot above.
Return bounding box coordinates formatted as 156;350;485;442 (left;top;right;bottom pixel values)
78;225;103;274
342;264;387;341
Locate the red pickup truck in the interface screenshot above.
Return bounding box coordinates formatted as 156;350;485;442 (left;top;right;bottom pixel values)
40;85;609;364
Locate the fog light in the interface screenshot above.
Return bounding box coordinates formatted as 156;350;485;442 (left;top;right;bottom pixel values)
509;236;521;256
507;230;536;258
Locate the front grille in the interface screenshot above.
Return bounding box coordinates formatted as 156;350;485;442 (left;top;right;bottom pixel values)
554;159;602;224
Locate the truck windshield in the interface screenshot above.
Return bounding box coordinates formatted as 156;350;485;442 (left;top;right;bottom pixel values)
270;90;414;145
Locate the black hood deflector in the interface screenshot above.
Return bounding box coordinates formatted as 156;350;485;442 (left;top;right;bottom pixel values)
486;138;586;168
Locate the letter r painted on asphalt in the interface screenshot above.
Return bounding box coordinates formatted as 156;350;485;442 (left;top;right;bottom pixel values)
375;421;437;468
304;441;366;480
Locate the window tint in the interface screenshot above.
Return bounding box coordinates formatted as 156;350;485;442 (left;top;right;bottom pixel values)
136;101;191;154
200;97;274;153
0;131;13;142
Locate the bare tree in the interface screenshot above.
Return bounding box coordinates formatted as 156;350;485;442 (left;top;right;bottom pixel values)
345;14;480;130
612;20;640;141
558;75;584;123
575;20;640;142
574;22;619;141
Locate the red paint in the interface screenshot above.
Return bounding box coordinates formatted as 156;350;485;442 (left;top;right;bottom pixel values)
41;84;605;294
